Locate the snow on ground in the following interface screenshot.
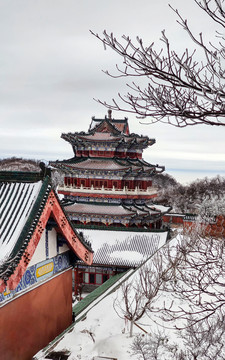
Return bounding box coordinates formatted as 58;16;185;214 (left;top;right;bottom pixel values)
55;296;134;360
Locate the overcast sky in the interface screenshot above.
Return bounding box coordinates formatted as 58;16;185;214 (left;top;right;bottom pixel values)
0;0;224;184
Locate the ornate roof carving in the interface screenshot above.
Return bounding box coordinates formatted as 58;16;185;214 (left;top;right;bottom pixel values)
60;114;155;151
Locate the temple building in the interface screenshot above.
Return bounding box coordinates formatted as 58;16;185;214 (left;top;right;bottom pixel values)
50;112;171;292
51;111;169;230
0;170;93;360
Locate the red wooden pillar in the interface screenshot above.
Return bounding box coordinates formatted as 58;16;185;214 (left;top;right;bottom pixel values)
143;180;147;190
74;268;78;295
74;269;84;297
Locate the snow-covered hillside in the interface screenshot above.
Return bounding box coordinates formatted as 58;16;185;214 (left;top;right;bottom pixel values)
0;157;40;172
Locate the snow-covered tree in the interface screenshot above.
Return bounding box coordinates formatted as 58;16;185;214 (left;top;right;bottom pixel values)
130;230;225;359
92;0;225;127
162;232;225;326
114;253;168;337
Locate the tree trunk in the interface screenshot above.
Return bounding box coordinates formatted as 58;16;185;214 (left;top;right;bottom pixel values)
130;320;134;337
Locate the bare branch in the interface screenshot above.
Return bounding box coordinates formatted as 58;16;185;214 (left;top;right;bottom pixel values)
91;0;225;127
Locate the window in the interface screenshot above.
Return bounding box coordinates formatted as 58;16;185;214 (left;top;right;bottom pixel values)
89;273;95;284
103;274;109;283
96;274;102;285
82;269;111;285
84;273;89;283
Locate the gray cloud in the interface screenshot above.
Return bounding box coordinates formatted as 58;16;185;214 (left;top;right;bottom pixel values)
0;0;224;184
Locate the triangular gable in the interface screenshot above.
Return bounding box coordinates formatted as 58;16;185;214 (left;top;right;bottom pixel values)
90;119;122;135
0;179;93;293
112;120;129;135
89;112;130;135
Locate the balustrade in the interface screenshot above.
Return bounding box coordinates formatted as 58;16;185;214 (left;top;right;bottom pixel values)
59;183;157;195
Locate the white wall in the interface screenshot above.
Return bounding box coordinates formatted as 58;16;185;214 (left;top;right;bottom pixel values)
29;228;69;267
29;231;46;266
48;228;57;259
58;242;69;255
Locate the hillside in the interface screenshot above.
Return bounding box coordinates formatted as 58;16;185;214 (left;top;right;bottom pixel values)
0;157;40;172
155;174;225;215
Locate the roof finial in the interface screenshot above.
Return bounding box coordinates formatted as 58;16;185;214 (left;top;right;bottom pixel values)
108;109;112;120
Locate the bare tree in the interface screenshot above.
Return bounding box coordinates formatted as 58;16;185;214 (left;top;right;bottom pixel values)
112;209;225;357
131;332;172;360
161;228;225;328
130;236;225;359
114;281;148;337
131;315;225;360
156;176;225;214
114;253;169;337
91;0;225;127
180;315;225;359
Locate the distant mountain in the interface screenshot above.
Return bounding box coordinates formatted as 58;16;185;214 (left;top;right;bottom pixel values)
0;157;63;188
155;174;225;214
152;172;179;188
0;157;41;172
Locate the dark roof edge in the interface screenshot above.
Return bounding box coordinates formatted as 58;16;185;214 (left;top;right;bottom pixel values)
0;171;43;182
0;163;51;182
73;224;169;233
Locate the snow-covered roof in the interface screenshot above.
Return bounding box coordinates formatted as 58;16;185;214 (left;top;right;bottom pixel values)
56;158;130;171
65;203;135;216
0;180;43;264
89;115;129;134
76;132;151;145
64;201;169;226
77;228;168;267
77;132;122;141
148;204;172;213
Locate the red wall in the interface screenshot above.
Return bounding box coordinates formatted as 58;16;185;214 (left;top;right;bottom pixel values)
0;269;72;360
163;214;184;224
184;215;225;238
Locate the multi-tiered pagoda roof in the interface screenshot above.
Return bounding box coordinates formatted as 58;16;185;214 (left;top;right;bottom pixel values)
51;111;170;229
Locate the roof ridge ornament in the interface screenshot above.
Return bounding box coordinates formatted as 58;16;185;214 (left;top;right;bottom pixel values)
108;109;112;120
